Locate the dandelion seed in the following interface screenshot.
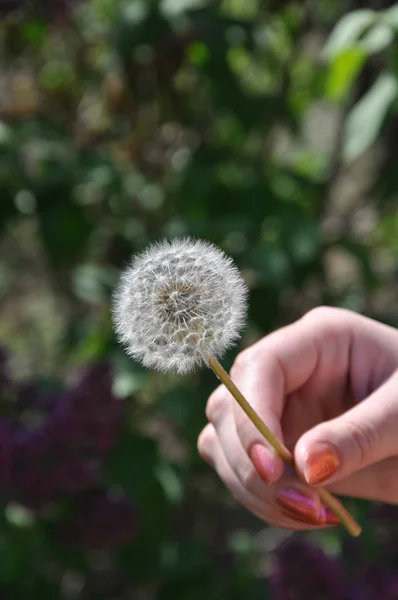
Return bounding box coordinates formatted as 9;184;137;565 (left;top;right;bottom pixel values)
112;237;248;374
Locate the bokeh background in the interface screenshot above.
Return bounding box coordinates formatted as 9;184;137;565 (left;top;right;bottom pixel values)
1;0;398;598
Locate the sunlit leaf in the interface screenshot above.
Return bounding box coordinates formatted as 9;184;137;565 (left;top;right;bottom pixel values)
325;46;366;101
155;463;183;504
323;9;375;58
382;5;398;30
360;22;394;54
342;71;398;163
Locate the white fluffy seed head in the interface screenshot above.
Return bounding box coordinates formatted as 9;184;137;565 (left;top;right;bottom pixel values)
112;237;248;374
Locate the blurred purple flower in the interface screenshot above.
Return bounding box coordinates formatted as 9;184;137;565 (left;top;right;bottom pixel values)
0;419;15;487
12;428;63;509
56;488;139;550
347;566;398;600
59;458;98;494
270;538;345;600
0;0;80;23
9;361;123;510
49;361;123;457
11;424;100;510
16;381;58;413
341;504;398;578
369;504;398;554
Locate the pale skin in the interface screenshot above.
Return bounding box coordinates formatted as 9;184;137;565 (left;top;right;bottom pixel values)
198;307;398;530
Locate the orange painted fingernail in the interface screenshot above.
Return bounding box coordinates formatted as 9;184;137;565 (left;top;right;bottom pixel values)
276;488;324;525
304;446;340;485
249;444;275;485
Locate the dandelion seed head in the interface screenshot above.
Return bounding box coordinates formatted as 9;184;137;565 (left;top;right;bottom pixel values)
112;237;248;373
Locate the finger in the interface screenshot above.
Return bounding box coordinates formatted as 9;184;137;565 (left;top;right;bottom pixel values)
295;370;398;487
211;397;283;493
208;409;338;527
198;423;273;519
197;423;218;466
228;308;350;474
206;380;285;486
327;456;398;504
198;424;335;529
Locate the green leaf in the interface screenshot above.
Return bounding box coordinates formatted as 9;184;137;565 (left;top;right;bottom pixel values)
155;463;183;504
325;46;366;102
382;5;398;31
187;41;211;66
159;540;210;580
72;264;116;304
0;519;48;590
0;122;14;146
323;9;375;58
360;22;394;54
288;221;319;264
161;0;210;18
20;21;47;47
342;71;398;163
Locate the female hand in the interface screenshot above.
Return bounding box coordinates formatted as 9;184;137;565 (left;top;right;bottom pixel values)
198;307;398;530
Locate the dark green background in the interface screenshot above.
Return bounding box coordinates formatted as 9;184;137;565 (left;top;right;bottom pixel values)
1;1;398;598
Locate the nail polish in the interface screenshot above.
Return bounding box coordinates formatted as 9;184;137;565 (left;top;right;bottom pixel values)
304;446;340;485
276;488;323;524
280;507;323;526
325;507;341;525
249;444;275;485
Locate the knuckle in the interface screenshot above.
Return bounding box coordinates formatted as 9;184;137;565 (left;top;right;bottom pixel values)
302;306;352;357
205;389;225;423
302;306;343;325
234;414;254;445
231;347;254;376
197;424;216;462
302;306;356;331
241;464;260;494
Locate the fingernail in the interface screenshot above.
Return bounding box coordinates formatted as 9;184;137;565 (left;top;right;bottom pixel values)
280;507;325;526
249;444;275;485
325;507;340;526
276;488;324;525
304;446;340;485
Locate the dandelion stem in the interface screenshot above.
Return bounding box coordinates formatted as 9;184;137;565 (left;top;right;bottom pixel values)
207;355;361;538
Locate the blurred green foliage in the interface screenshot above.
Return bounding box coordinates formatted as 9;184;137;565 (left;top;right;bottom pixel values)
1;0;398;598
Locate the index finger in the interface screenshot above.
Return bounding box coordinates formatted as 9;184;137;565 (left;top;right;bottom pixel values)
230;307;354;462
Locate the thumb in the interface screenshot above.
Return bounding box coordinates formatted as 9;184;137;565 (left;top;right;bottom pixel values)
294;370;398;487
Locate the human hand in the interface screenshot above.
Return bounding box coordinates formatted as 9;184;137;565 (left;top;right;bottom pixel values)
198;307;398;530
